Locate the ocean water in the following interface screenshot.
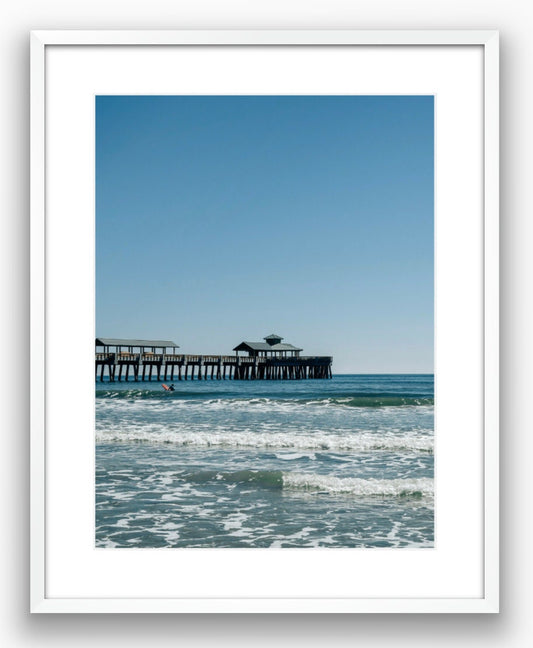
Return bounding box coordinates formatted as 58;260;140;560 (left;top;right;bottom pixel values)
95;374;434;548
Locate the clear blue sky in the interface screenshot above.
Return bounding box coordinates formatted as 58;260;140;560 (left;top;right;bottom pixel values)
96;95;433;373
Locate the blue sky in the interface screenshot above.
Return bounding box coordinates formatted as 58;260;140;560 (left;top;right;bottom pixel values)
96;95;433;373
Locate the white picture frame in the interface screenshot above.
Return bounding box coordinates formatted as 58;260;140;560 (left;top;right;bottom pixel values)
30;29;499;613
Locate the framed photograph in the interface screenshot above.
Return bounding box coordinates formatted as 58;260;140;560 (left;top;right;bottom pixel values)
30;30;499;613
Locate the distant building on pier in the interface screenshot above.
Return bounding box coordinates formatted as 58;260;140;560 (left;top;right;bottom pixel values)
233;334;302;358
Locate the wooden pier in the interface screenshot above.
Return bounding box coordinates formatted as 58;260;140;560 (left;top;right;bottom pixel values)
95;336;333;382
95;353;332;382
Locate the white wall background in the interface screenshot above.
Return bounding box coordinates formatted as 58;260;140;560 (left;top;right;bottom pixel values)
0;0;529;645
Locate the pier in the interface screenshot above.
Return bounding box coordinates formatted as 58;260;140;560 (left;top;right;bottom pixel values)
95;336;332;382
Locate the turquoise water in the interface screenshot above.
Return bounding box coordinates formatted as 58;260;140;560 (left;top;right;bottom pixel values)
95;374;434;548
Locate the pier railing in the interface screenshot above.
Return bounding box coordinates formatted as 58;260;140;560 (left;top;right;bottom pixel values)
95;352;332;382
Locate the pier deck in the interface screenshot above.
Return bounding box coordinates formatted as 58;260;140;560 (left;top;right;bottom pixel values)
95;353;333;382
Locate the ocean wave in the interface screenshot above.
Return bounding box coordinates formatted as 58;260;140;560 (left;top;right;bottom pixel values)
95;391;434;410
95;426;433;453
283;473;433;498
96;389;231;400
183;469;433;498
307;396;434;407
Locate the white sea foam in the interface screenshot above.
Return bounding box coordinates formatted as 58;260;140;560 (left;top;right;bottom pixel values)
282;473;434;497
96;397;311;414
222;512;248;532
95;425;433;453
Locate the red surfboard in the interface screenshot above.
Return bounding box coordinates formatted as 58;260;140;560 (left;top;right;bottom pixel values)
162;383;171;391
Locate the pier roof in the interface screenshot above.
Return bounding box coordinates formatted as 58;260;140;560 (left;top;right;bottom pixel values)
234;342;270;351
96;338;179;348
270;343;302;351
233;341;302;352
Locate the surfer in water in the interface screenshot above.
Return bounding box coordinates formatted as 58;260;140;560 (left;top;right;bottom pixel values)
162;383;175;392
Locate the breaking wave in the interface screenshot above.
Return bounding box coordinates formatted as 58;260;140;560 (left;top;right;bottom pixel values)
95;426;433;453
95;391;433;409
183;469;433;498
